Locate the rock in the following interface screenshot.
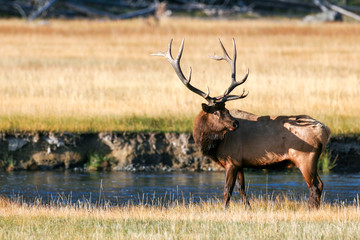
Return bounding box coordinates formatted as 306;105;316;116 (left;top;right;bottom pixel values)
7;138;28;151
31;151;82;169
45;133;65;147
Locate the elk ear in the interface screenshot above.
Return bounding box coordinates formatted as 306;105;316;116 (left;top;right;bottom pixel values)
202;103;211;113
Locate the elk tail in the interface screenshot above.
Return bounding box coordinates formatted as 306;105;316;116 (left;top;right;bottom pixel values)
321;124;331;152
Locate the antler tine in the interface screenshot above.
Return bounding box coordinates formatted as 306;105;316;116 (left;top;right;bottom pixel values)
209;38;249;103
209;38;231;60
232;38;237;64
151;39;173;59
220;88;249;103
176;38;184;61
152;39;213;103
209;38;236;81
222;68;249;97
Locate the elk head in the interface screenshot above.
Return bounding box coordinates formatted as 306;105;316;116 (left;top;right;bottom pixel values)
152;39;249;154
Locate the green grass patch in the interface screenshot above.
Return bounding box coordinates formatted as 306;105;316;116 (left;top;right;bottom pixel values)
318;148;337;173
0;115;194;133
86;153;115;171
321;114;360;136
1;114;359;135
0;153;15;172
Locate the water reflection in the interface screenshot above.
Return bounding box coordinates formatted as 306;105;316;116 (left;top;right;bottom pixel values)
0;171;359;204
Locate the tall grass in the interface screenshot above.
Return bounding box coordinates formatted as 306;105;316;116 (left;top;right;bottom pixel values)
318;148;338;173
0;19;359;133
0;195;359;239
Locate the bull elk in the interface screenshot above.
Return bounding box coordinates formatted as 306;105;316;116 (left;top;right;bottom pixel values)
153;39;331;209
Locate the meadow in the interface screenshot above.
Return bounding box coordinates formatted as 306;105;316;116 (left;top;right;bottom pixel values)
0;196;359;239
1;18;359;239
0;19;359;134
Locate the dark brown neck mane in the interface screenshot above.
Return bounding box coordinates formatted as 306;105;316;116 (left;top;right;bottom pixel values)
192;112;228;159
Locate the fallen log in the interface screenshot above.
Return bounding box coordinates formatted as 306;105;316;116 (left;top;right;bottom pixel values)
326;2;360;21
117;4;157;19
28;0;58;21
314;0;360;22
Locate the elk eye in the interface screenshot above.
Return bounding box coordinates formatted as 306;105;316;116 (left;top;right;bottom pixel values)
213;111;220;118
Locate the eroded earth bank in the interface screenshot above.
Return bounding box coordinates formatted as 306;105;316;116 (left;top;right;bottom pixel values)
0;132;359;172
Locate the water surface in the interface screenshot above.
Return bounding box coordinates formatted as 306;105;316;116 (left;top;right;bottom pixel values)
1;171;359;205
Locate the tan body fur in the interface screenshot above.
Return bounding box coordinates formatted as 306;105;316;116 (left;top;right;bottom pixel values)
220;110;330;168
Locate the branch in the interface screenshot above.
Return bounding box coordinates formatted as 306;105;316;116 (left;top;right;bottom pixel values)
28;0;58;21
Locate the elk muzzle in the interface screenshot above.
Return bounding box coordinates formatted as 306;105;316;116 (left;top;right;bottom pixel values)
228;120;239;131
231;120;239;131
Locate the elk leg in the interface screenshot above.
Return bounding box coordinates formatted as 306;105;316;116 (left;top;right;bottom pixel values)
299;168;323;208
311;147;324;208
224;164;237;209
298;149;323;209
236;169;251;209
316;174;324;194
309;172;323;208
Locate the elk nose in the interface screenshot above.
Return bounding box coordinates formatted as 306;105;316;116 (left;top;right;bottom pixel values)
233;120;239;130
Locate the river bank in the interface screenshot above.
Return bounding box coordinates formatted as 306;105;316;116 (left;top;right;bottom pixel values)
0;132;359;172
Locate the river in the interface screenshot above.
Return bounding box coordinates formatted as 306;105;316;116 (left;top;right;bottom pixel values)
1;171;359;205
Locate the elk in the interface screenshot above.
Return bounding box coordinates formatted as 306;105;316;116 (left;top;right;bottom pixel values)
153;39;331;209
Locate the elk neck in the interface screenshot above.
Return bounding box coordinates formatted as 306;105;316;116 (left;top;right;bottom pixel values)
193;110;229;158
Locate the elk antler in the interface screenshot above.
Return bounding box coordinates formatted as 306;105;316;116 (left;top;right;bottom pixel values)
152;39;213;103
152;39;249;106
210;38;249;103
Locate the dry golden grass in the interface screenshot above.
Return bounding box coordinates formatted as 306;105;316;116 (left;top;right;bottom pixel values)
0;196;359;239
0;19;359;133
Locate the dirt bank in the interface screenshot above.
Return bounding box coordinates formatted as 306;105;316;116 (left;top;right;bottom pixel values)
0;132;359;172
